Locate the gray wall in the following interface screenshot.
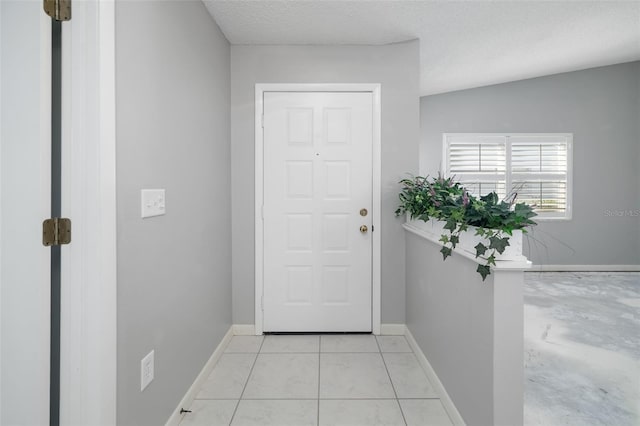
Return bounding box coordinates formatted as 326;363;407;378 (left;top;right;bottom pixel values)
420;62;640;266
405;231;524;426
115;2;231;425
230;41;420;325
405;231;494;425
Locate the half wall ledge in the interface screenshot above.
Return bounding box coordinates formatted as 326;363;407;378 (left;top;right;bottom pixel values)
404;222;531;426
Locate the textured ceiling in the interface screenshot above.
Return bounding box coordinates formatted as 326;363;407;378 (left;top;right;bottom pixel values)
203;1;640;96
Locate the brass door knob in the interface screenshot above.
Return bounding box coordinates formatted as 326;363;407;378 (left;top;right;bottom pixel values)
360;225;368;233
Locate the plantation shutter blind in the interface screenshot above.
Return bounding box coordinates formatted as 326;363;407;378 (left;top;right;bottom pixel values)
444;134;572;219
446;135;507;199
510;135;570;215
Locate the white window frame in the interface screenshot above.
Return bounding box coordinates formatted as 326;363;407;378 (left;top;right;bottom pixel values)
442;133;573;220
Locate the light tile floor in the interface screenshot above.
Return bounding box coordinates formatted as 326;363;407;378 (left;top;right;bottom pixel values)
180;334;453;426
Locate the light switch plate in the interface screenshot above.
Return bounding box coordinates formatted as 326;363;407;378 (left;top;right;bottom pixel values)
141;189;165;218
140;350;154;391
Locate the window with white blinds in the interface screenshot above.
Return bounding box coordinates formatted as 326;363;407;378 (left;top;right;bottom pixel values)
443;134;572;219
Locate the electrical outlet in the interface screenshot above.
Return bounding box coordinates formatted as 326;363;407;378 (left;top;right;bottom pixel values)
141;350;154;391
141;189;166;218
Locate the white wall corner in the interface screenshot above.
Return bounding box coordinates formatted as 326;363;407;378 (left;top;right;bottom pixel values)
405;328;466;426
165;327;234;426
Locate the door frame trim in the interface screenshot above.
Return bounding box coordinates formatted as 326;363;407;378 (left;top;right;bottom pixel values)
59;1;117;424
254;83;382;335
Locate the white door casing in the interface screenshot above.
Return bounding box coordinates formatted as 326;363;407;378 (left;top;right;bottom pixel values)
1;2;117;423
1;2;117;424
59;1;117;424
255;85;381;333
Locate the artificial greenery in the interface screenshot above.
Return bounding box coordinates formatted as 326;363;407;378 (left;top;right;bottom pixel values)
396;175;537;280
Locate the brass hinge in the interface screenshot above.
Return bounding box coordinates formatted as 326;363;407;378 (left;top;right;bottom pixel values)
43;218;72;246
44;0;71;21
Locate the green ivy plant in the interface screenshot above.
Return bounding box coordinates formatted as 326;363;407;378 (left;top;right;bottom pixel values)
396;175;537;280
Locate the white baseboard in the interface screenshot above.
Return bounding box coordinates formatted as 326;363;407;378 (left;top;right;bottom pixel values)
165;326;234;426
529;264;640;272
233;324;257;335
405;327;466;426
380;323;406;335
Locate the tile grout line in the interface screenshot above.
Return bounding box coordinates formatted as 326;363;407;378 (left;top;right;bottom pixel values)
208;335;430;425
227;336;266;426
375;335;409;426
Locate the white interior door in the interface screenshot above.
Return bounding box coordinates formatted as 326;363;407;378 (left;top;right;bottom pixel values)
262;92;373;332
0;2;52;424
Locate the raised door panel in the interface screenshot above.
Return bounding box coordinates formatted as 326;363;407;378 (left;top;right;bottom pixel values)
263;91;372;332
